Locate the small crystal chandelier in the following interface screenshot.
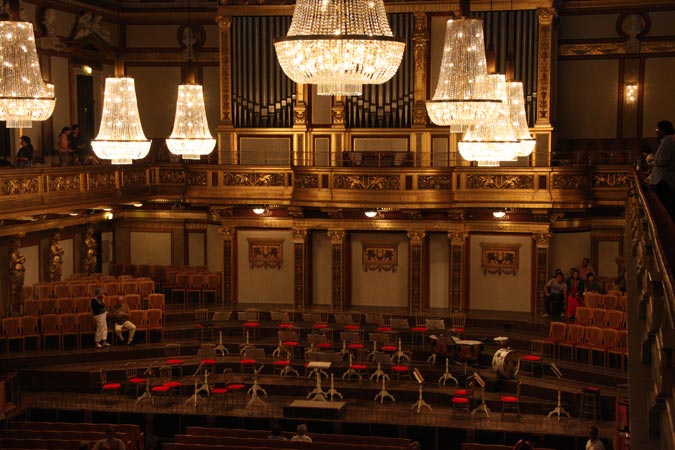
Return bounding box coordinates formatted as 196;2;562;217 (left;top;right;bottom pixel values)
426;3;500;131
92;76;150;165
0;16;55;128
506;81;535;158
274;0;405;96
458;74;519;166
166;0;215;160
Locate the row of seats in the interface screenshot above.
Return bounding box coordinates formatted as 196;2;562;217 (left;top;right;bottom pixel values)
575;307;626;329
30;277;155;300
22;293;165;317
584;292;627;311
7;421;142;450
172;434;410;450
167;272;221;304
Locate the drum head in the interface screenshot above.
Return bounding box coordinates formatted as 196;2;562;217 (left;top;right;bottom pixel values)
492;348;520;378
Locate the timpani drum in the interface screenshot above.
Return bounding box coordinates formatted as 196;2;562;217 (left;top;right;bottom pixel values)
492;348;520;378
456;340;482;363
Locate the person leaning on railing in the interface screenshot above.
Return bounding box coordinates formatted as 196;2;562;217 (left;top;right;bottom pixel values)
646;120;675;219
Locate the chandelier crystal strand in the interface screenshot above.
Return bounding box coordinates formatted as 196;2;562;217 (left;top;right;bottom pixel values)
458;74;519;166
0;21;55;128
166;84;215;159
274;0;405;96
91;77;150;165
506;81;535;157
425;18;500;131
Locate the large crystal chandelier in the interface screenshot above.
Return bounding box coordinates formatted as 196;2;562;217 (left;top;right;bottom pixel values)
426;16;500;131
92;77;150;165
0;20;55;128
458;74;519;166
166;83;215;159
506;81;535;157
274;0;405;96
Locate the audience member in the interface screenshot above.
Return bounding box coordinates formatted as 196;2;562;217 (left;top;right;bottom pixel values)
79;441;91;450
57;126;72;166
267;424;287;441
290;424;312;442
91;288;111;348
584;272;602;293
110;295;136;345
70;124;99;165
586;426;605;450
566;268;585;319
576;257;595;280
513;440;534;450
544;270;567;318
92;427;126;450
615;256;627;293
648;120;675;218
16;135;33;167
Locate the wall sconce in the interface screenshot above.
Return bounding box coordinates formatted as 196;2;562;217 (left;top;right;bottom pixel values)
252;207;272;216
625;83;638;104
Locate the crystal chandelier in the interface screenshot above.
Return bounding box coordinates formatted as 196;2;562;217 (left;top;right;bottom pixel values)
92;77;150;165
274;0;405;96
166;84;215;159
426;17;500;131
0;21;55;128
458;74;519;166
506;81;535;157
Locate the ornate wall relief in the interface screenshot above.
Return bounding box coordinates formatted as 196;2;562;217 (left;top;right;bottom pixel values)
480;243;520;276
248;239;283;269
362;242;397;273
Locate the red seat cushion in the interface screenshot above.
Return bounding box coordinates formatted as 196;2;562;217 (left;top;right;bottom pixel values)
376;326;392;332
344;325;360;330
501;396;519;403
347;343;364;350
243;322;259;328
583;386;601;393
391;365;409;372
411;327;428;332
452;397;469;404
102;383;121;390
226;383;245;391
164;381;181;388
521;355;542;362
274;360;290;365
211;388;228;394
240;359;256;365
452;327;465;333
167;359;184;365
381;345;397;352
282;341;298;347
201;359;217;365
278;323;294;329
128;377;146;384
151;385;170;392
350;364;367;370
454;389;467;396
196;323;204;328
312;323;328;329
316;343;332;349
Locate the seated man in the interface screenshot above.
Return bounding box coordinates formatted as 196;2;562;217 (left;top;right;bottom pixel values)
93;427;126;450
110;296;136;345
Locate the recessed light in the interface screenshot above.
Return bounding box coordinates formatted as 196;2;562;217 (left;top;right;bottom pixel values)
132;202;143;208
492;211;506;219
253;207;267;215
364;209;378;218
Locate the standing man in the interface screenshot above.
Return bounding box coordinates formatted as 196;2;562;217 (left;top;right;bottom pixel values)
110;296;136;345
91;288;111;348
586;426;605;450
648;120;675;218
576;258;595;281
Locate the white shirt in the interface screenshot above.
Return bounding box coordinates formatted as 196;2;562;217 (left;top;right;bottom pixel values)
650;134;675;188
586;438;605;450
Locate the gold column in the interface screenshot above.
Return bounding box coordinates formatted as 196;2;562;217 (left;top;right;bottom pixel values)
294;84;309;129
533;232;552;317
412;11;429;128
535;8;555;129
448;232;468;311
219;226;236;306
328;229;348;311
216;15;235;164
407;231;427;313
293;228;310;309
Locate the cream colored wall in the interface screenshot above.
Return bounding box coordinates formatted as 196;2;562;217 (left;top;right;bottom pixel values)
350;232;408;308
353;138;408;151
598;241;620;279
126;25;180;48
557;59;619;138
188;232;205;266
647;11;675;37
429;233;449;309
21;245;40;287
127;66;181;139
61;238;74;279
237;230;294;304
643;57;675;137
130;232;172;265
559;14;619;40
469;234;532;312
206;224;223;273
101;231;113;275
239;137;291;165
550;231;591;278
311;231;332;306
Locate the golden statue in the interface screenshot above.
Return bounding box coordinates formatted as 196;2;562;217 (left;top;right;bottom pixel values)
8;238;26;316
49;232;64;282
84;226;97;275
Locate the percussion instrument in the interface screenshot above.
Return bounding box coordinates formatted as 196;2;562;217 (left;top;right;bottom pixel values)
492;348;520;378
456;339;482;362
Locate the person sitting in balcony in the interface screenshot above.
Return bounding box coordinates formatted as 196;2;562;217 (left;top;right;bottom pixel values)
16;135;33;168
566;268;585;319
648;120;675;219
544;270;567;318
584;272;602;294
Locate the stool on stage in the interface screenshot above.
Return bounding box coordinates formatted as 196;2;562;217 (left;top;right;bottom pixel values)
451;380;474;417
580;386;602;421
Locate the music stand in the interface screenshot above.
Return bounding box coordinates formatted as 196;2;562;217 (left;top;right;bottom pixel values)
136;361;157;404
326;374;343;401
307;370;328;402
247;366;267;409
374;377;395;404
470;372;490;418
215;331;229;357
438;357;458;386
370;361;389;383
410;368;432;413
187;369;211;407
547;363;571;421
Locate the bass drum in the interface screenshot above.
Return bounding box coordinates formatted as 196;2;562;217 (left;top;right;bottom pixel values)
492;348;520;378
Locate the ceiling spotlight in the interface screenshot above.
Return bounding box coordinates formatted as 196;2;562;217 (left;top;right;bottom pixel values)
102;207;113;212
492;210;506;219
68;212;79;217
364;209;378;218
132;202;143;208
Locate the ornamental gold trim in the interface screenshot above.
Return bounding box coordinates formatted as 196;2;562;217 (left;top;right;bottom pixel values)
466;174;534;189
333;174;400;190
